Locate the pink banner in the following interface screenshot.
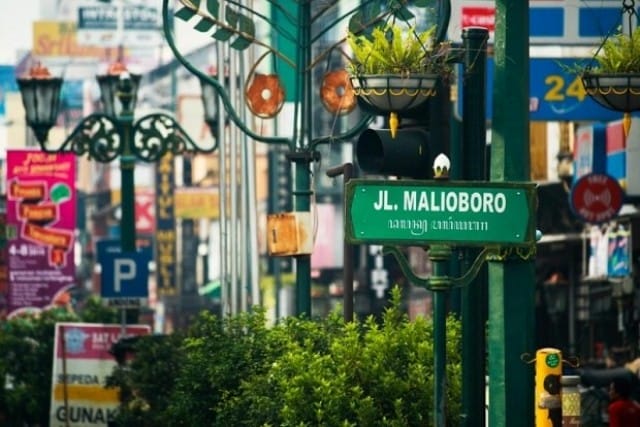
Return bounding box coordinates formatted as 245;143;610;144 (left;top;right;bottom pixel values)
6;150;76;317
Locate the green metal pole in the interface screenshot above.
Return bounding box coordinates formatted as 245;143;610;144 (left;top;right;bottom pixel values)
292;1;312;317
488;1;534;426
430;244;452;427
293;154;312;317
117;114;137;326
116;81;138;328
461;27;489;427
118;123;136;253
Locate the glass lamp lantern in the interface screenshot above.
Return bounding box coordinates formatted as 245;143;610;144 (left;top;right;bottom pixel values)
199;66;220;135
16;64;63;144
96;62;141;117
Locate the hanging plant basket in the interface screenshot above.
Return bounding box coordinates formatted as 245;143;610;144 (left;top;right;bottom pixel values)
581;72;640;113
350;73;440;116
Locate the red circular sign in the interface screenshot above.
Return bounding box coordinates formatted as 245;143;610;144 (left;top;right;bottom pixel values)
570;173;624;223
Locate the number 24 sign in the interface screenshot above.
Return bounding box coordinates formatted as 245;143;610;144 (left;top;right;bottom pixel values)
527;58;619;121
459;58;621;122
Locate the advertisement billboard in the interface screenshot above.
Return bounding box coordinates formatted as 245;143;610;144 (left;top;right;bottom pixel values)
6;150;76;317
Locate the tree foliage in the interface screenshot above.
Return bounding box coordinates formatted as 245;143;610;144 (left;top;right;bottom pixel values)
110;287;463;426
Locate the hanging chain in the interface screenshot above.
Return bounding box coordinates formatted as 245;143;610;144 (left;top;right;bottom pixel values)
623;0;636;12
622;0;638;38
623;0;637;36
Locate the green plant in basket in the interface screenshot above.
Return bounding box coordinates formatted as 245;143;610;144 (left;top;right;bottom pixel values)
590;26;640;73
347;23;449;76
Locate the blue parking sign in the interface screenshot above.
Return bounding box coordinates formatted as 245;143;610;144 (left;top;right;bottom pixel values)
100;252;149;299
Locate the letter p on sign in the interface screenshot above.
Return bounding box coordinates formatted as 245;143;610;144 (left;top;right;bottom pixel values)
114;258;136;293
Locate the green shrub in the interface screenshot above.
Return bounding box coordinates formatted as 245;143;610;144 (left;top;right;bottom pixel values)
106;333;184;427
112;287;463;426
0;309;79;426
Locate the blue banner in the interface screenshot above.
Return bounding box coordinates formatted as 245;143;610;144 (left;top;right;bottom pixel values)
0;66;17;120
457;58;624;122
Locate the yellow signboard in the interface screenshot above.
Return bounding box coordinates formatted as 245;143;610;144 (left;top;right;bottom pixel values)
174;188;219;219
33;21;115;59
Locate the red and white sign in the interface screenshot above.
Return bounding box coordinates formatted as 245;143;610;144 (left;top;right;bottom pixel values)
461;6;495;32
135;189;155;234
570;173;624;224
49;322;150;427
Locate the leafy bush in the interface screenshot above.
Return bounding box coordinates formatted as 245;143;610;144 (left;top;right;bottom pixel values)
111;287;463;426
106;333;184;427
593;27;640;73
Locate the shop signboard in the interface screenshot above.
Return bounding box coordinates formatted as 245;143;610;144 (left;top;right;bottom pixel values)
456;58;623;122
49;322;150;427
6;150;76;317
76;0;162;48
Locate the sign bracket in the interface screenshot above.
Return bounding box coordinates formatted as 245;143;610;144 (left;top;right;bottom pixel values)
383;244;536;291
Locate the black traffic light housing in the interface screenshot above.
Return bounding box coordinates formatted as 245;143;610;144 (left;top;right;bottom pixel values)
267;147;292;213
355;79;450;179
356;126;431;179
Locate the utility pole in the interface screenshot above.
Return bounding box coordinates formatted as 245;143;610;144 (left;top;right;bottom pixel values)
488;1;535;426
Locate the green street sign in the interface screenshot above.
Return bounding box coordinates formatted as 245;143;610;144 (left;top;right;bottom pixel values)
346;179;536;246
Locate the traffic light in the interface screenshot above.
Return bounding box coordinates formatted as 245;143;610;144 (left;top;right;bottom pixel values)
356;125;431;179
355;80;449;179
267;147;293;274
267;147;292;213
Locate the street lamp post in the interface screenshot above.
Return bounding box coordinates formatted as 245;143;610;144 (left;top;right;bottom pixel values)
17;62;217;315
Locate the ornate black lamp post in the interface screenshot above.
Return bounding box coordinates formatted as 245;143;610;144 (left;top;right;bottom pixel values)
17;61;217;281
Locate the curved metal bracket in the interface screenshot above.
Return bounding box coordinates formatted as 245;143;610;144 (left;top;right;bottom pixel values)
311;114;376;148
383;246;430;288
383;245;494;291
450;247;492;287
40;112;218;164
162;0;291;148
132;113;217;162
57;113;122;163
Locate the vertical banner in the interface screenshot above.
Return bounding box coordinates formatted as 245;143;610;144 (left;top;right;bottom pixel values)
49;322;151;427
608;224;631;277
6;150;76;317
155;153;176;295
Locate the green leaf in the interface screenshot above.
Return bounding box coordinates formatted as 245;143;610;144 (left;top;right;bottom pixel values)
212;28;234;41
230;36;252;51
193;18;215;32
205;0;220;18
237;11;255;39
174;6;198;22
219;6;255;51
391;6;415;22
348;3;382;35
225;5;238;27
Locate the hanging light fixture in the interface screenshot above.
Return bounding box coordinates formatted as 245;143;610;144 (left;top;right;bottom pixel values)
199;65;221;136
16;63;63;145
96;62;141;117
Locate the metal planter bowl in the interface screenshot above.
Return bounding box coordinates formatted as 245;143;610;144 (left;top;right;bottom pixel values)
350;74;440;116
581;72;640;112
